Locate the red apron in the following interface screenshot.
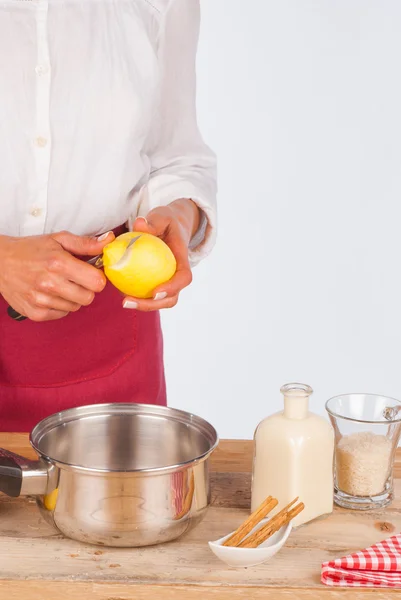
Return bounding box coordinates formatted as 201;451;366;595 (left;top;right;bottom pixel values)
0;230;167;432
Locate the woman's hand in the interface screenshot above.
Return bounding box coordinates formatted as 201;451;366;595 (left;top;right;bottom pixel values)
0;230;114;322
123;199;200;311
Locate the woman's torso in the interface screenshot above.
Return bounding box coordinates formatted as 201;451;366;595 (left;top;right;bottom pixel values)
0;0;168;238
0;2;170;416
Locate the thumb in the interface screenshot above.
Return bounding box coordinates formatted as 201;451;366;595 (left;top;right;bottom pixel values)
133;214;168;237
133;216;155;235
52;230;115;256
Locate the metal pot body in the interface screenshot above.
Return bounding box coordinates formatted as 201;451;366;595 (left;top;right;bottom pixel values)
38;461;209;547
0;403;218;547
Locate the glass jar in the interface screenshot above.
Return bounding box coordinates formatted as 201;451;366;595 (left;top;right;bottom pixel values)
326;393;401;510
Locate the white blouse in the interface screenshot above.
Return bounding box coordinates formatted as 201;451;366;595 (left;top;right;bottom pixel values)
0;0;217;264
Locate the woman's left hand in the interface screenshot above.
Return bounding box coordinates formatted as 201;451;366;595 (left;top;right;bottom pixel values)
123;199;200;311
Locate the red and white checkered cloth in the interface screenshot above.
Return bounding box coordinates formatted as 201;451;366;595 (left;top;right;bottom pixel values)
321;534;401;588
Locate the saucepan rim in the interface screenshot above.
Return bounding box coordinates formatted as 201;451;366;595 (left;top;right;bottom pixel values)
29;402;219;474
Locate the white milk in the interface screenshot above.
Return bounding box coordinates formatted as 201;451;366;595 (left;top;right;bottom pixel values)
251;384;334;527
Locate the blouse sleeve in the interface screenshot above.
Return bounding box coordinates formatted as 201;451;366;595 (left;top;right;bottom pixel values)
135;0;217;266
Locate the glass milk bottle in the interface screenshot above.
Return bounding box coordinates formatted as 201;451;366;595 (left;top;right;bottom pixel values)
251;384;334;526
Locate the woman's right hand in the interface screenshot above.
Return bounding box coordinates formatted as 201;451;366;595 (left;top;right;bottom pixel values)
0;230;114;322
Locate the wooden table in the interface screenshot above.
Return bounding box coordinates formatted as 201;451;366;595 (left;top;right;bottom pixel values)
0;434;400;600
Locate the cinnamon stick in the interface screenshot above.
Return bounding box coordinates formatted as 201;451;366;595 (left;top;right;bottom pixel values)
239;501;304;548
222;496;278;547
237;498;296;548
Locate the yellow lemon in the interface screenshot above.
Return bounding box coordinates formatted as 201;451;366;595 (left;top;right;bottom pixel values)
44;488;58;511
103;231;177;298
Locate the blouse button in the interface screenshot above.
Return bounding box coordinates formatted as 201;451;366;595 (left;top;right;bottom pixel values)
35;65;50;76
30;207;42;218
35;137;48;148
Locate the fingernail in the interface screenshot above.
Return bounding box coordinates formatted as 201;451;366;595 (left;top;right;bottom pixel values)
136;216;148;224
123;300;138;310
154;292;167;301
97;231;112;242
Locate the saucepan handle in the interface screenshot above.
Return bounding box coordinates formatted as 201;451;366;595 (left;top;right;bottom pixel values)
0;449;50;497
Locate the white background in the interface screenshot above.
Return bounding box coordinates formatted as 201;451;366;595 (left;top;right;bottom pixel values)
162;0;401;440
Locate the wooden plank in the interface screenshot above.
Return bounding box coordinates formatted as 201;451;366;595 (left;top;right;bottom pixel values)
0;496;400;588
210;440;253;473
0;434;255;472
1;581;395;600
393;456;401;479
1;434;399;478
211;472;251;509
0;433;37;460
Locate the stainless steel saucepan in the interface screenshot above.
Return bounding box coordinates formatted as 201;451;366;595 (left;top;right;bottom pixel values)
0;403;218;547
